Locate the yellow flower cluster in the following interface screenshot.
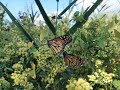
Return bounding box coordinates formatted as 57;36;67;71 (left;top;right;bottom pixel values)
11;73;34;90
0;77;10;88
11;73;27;86
2;35;33;58
66;78;93;90
12;63;23;72
33;47;67;88
16;41;33;56
3;43;15;56
88;69;115;85
33;48;52;68
95;59;102;68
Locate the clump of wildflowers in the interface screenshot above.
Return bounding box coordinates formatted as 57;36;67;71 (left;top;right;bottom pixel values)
11;72;34;90
66;78;93;90
88;69;115;85
33;47;67;88
12;63;23;72
0;77;10;89
88;59;115;85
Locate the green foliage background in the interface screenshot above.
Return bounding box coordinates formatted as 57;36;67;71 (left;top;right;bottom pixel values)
0;1;120;90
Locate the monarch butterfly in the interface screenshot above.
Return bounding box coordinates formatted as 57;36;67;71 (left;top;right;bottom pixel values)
63;51;85;67
47;35;72;55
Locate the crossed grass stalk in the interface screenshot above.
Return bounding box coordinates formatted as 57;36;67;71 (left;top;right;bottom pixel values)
0;0;103;49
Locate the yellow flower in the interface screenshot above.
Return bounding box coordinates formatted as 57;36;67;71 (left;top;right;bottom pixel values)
67;78;93;90
88;75;96;81
88;69;115;85
95;59;102;68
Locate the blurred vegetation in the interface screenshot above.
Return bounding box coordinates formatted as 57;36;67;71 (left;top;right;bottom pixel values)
0;0;120;90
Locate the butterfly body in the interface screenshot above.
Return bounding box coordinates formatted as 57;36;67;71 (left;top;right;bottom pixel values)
63;51;85;67
47;35;72;55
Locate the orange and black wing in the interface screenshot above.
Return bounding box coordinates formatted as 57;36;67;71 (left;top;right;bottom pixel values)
59;35;72;45
47;35;72;55
47;39;64;55
63;51;85;67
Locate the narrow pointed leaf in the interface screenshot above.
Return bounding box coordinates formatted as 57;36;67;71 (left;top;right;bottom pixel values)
0;2;39;49
83;6;90;14
34;0;56;35
114;29;120;39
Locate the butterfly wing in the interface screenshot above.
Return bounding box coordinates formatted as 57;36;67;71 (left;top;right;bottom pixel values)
63;53;85;67
47;39;65;55
59;35;72;45
47;35;72;55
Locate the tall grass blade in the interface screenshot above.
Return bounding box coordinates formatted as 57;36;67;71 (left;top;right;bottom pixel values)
102;5;110;12
83;6;90;14
84;0;103;20
99;4;106;12
0;2;39;49
34;0;56;36
30;5;38;23
52;0;78;19
66;0;103;35
59;0;77;16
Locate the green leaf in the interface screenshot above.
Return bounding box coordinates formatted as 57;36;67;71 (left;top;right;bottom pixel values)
73;11;84;22
29;62;36;79
73;11;79;22
114;29;120;39
40;31;46;42
78;15;84;22
116;64;120;77
74;11;79;17
96;38;105;49
81;32;87;42
0;2;39;49
34;0;56;35
113;80;120;90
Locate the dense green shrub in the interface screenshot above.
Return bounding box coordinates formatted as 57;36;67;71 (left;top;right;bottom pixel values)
0;14;120;90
